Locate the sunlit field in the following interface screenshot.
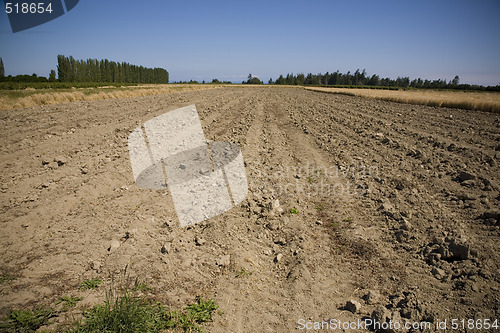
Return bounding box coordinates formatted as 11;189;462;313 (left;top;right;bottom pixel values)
306;87;500;113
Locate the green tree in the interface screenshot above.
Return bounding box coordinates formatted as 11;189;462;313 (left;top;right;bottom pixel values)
0;57;4;78
296;73;305;85
49;69;56;82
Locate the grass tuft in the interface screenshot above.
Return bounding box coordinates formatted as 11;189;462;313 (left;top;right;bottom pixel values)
0;275;16;284
0;307;55;332
235;267;253;278
131;281;151;293
70;293;218;333
56;296;83;311
80;278;102;290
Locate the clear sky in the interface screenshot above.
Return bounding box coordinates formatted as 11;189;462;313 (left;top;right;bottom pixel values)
1;0;499;85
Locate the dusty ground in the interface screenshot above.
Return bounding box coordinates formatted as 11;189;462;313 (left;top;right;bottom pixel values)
0;86;499;332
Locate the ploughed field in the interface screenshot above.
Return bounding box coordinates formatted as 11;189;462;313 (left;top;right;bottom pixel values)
1;86;499;331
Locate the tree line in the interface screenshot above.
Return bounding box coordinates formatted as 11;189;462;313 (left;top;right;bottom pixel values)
57;55;168;83
0;56;169;84
269;70;500;91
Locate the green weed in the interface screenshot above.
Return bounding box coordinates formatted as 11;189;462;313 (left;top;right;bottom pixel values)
70;293;218;333
0;307;55;332
0;275;16;284
235;267;253;278
289;208;299;214
80;278;102;290
132;282;151;293
56;296;83;311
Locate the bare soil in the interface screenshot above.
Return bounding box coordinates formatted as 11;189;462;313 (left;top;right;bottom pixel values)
1;87;499;332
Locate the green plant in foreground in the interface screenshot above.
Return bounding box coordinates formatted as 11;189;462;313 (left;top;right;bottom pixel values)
70;293;218;333
235;267;253;278
80;278;102;290
289;208;299;214
0;307;54;332
132;281;151;292
342;217;351;222
57;296;83;310
0;275;16;284
166;296;218;332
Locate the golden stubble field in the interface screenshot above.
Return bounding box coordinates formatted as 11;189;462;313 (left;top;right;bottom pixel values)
0;84;220;110
2;84;500;113
305;86;500;113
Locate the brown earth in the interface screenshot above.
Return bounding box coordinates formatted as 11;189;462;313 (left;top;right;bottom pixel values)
0;86;499;332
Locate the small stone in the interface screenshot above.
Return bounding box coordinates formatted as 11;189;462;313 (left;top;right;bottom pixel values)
389;311;408;333
89;260;102;272
378;201;395;218
428;253;441;266
460;179;476;187
316;220;323;225
108;239;120;252
274;237;286;246
274;253;283;263
80;165;88;174
364;290;381;305
54;155;68;166
449;239;469;260
480;211;500;222
195;237;206;246
485;218;497;226
266;220;280;231
272;199;280;209
431;267;445;279
457;171;476;182
371;305;391;326
217;254;231;267
395;230;409;243
400;219;412;231
161;243;171;254
345;300;361;313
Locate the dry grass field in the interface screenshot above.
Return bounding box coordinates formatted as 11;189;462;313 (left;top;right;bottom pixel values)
3;85;499;114
306;86;500;113
0;84;219;110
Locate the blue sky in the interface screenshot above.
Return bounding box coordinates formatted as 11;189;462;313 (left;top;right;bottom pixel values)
1;0;499;85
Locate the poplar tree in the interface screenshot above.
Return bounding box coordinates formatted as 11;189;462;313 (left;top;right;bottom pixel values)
0;57;4;78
